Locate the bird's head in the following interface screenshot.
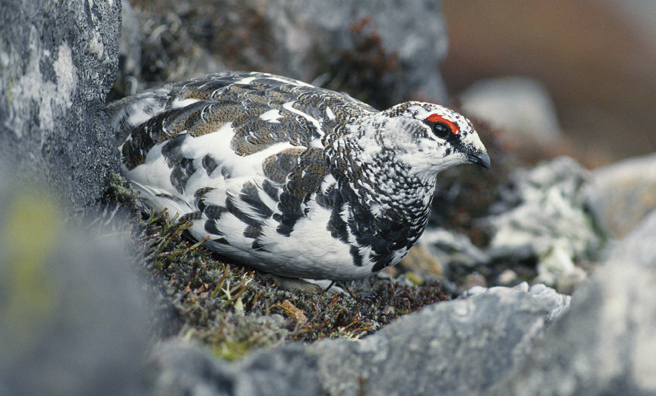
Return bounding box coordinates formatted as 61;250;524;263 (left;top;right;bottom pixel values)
361;102;490;182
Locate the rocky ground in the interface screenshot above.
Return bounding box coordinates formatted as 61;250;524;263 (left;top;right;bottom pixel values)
2;0;656;395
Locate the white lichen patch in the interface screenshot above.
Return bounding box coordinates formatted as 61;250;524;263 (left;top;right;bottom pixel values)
53;45;76;109
5;26;78;138
88;32;105;58
486;157;603;286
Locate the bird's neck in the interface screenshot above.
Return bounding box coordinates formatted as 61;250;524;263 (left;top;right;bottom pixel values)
326;129;437;224
359;153;437;223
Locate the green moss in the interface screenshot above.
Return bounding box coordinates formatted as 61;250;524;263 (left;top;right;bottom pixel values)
404;271;424;286
0;188;63;351
103;172;137;208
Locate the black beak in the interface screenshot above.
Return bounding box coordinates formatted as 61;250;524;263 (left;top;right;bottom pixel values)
468;152;491;170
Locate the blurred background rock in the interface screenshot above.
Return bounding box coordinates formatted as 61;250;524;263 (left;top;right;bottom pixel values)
442;0;656;168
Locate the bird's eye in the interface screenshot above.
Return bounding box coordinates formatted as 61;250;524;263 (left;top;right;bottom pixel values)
431;122;451;138
425;113;459;138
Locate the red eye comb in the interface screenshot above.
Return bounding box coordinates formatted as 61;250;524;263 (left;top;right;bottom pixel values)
427;114;460;134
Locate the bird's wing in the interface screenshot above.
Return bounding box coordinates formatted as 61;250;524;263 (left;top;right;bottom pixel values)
106;72;373;259
108;72;375;170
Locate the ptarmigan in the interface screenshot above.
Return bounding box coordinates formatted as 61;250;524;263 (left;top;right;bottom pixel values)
108;72;490;281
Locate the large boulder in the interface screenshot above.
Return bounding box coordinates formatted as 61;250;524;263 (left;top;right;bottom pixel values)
491;208;656;395
0;0;122;211
262;0;449;105
314;284;569;396
149;342;322;396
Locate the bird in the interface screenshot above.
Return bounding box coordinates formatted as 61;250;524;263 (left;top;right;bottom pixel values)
107;71;490;281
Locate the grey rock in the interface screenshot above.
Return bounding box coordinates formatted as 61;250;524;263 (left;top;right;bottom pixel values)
149;341;322;396
586;152;656;238
0;0;121;211
420;227;491;267
134;4;228;87
115;0;447;109
491;207;656;396
0;174;149;396
261;0;449;105
117;0;143;96
314;284;569;396
148;284;568;396
461;283;571;324
148;342;239;396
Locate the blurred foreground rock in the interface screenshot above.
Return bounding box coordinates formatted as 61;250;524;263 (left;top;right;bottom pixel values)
0;174;149;396
0;0;121;212
149;342;321;396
